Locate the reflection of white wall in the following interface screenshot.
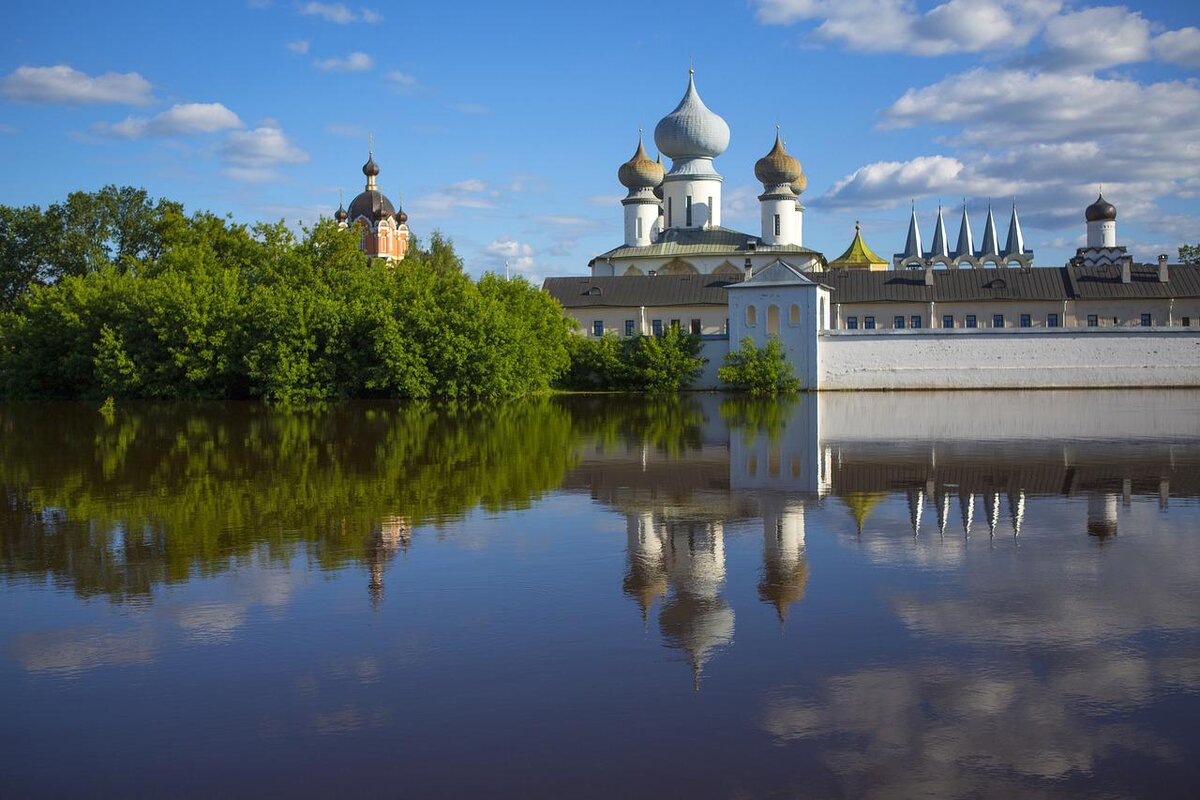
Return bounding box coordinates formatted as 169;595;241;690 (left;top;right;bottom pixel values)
729;396;823;494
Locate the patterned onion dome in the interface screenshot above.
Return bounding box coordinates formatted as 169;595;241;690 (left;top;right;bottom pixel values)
791;173;808;196
653;71;730;160
754;131;802;187
1085;193;1116;222
617;136;664;190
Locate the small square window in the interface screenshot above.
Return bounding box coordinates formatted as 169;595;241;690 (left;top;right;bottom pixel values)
1020;314;1031;328
670;319;681;331
910;315;921;329
1184;317;1192;327
1047;313;1059;328
966;315;977;329
652;319;663;336
690;319;701;335
894;316;905;329
1087;315;1099;327
864;316;876;330
993;314;1005;328
625;319;636;337
847;316;859;330
592;321;604;337
942;315;954;329
1141;313;1152;326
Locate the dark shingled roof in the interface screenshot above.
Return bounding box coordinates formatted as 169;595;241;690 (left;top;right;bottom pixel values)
545;265;1200;309
543;275;734;308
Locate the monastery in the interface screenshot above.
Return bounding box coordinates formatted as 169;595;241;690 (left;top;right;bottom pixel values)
535;71;1200;390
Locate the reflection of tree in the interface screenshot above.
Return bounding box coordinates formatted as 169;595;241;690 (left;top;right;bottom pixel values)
560;395;706;457
0;400;579;601
719;396;798;446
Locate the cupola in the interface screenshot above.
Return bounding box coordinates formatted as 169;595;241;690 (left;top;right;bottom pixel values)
754;131;802;188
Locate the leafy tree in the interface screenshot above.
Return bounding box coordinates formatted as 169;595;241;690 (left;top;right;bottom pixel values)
718;336;801;395
627;326;705;393
1180;244;1200;265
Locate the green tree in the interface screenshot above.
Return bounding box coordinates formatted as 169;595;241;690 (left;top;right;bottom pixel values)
1180;244;1199;265
718;336;801;395
627;326;705;393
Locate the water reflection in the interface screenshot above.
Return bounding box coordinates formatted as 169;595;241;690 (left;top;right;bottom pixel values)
2;391;1199;797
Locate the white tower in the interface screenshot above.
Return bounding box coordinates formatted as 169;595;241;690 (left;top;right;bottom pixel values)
654;69;730;231
1085;194;1117;247
617;134;665;247
754;130;804;246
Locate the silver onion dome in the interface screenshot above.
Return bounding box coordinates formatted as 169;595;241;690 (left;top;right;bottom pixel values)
653;70;730;161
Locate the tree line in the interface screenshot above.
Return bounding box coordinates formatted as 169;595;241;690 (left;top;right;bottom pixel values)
0;186;573;400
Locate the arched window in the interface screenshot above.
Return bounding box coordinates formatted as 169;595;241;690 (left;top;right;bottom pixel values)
767;304;780;335
789;304;801;326
746;304;757;327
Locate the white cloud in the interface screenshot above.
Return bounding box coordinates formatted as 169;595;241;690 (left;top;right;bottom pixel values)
752;0;1060;55
409;179;497;217
0;64;154;105
299;2;382;24
448;102;491;115
313;52;374;72
98;102;243;139
485;236;536;274
1154;26;1200;68
287;39;311;54
386;71;417;87
1039;6;1152;70
219;124;309;181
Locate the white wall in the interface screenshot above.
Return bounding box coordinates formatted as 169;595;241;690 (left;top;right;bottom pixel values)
819;328;1200;390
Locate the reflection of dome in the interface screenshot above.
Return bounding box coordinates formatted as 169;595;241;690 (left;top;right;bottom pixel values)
618;136;665;190
754;131;802;187
1087;494;1118;539
842;492;886;533
659;594;734;689
758;559;809;621
653;71;730;160
1085;194;1116;222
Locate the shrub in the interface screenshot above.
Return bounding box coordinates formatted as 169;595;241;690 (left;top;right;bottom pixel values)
718;336;800;395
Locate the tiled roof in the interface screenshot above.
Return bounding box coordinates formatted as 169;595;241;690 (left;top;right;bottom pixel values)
543;275;734;308
589;226;824;264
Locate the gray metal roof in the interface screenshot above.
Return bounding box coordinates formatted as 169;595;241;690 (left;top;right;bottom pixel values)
1067;263;1200;299
546;265;1200;309
543;275;734;308
589;226;824;265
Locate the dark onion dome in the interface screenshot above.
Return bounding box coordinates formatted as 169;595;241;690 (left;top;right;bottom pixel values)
1085;193;1116;222
754;131;803;187
348;189;396;222
396;207;408;225
617;136;665;190
334;202;348;223
362;153;380;177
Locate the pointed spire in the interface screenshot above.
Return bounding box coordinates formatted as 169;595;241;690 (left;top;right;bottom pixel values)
1009;490;1025;536
929;204;949;258
986;491;1001;537
953;199;974;258
1003;201;1025;257
978;203;1000;258
937;491;951;536
908;489;924;537
901;201;923;259
960;492;975;538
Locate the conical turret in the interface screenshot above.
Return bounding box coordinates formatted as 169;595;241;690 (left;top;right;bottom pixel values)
953;200;974;259
929;206;949;259
901;203;923;260
1003;202;1026;257
978;205;1000;259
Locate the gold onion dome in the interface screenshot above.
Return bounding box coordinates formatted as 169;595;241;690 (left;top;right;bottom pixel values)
754;131;803;188
618;136;665;190
791;173;808;196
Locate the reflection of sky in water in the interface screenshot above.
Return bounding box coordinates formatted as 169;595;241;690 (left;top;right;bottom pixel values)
1;392;1199;798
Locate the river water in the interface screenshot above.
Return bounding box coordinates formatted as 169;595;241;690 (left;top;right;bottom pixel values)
2;391;1198;798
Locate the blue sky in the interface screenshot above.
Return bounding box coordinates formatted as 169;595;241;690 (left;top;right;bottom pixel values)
2;0;1198;280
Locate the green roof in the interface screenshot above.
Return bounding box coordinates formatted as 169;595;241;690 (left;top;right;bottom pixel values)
589;226;824;265
829;225;887;268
